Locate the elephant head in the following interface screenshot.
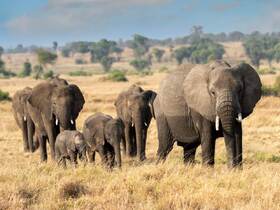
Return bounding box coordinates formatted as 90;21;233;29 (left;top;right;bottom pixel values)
184;60;262;135
105;118;124;168
28;81;85;130
73;132;87;161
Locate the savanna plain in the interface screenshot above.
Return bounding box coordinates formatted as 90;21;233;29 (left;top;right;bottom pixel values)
1;47;280;210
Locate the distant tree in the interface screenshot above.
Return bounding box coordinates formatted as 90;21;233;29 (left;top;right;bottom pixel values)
0;46;4;57
18;61;32;77
90;39;120;72
228;31;245;41
173;47;192;64
130;59;150;71
53;41;58;51
152;48;165;62
33;65;44;80
114;47;123;62
36;49;57;67
61;48;71;57
274;43;280;63
190;25;203;42
129;34;150;58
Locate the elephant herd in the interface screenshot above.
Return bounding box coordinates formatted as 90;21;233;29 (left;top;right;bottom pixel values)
12;60;262;169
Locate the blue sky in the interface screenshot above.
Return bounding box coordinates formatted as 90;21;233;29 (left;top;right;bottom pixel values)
1;0;280;47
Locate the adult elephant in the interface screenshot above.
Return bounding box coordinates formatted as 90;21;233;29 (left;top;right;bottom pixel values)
154;60;262;168
12;87;38;152
27;79;85;161
114;85;157;161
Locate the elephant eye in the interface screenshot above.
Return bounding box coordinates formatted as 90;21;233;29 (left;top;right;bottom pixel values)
210;90;215;96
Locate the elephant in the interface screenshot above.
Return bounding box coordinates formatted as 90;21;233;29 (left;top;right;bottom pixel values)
55;130;87;167
83;113;124;168
114;85;157;161
153;60;262;168
27;78;85;161
12;87;39;152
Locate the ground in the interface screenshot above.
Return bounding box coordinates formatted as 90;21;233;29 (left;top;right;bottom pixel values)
0;72;280;210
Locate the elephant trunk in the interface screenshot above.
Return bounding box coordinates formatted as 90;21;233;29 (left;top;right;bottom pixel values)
216;90;242;168
134;112;145;161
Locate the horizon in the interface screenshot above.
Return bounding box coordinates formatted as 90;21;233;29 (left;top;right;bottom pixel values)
1;0;280;48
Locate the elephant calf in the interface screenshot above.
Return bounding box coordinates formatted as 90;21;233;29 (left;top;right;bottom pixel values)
55;130;87;167
83;113;124;168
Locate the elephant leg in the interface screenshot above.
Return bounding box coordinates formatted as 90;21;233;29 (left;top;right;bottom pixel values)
106;146;115;168
201;133;216;166
39;135;47;162
140;128;148;160
43;117;56;160
183;141;200;165
69;152;78;166
88;150;96;163
130;127;137;157
235;122;243;168
97;146;107;166
156;115;174;164
121;137;126;156
27;118;35;152
21;119;29;152
124;123;132;157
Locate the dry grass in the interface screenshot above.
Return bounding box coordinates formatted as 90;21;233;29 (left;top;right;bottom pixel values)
0;72;280;210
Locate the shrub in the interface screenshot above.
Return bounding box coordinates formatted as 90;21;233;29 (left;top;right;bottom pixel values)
0;90;10;101
257;68;277;75
107;70;128;82
130;59;150;71
262;75;280;96
18;61;32;77
75;58;86;65
36;49;57;66
68;70;92;76
43;70;54;79
59;182;87;200
33;65;44;80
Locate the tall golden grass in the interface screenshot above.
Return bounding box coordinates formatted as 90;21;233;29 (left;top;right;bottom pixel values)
0;73;280;210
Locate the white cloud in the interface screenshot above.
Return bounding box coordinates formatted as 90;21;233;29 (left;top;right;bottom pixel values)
5;0;169;35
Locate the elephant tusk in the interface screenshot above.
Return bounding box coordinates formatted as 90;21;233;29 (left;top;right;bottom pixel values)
236;113;242;123
70;119;74;125
215;116;219;131
144;122;148;127
131;123;134;127
23;116;27;122
55;118;59;126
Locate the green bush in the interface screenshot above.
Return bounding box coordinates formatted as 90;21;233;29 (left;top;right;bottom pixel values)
75;58;86;65
130;59;150;71
68;70;92;76
43;70;54;79
257;68;277;75
262;75;280;96
18;61;32;77
107;70;128;82
0;90;10;101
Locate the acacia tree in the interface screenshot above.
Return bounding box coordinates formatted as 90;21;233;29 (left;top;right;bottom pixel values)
90;39;122;72
129;34;150;58
152;48;165;62
36;49;57;67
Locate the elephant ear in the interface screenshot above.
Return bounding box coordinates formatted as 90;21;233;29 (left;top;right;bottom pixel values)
69;84;85;119
142;90;157;118
28;82;54;120
231;63;262;118
183;65;216;121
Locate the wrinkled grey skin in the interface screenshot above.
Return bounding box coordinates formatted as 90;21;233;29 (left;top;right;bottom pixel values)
83;113;124;168
154;61;262;168
27;78;85;162
55;130;87;167
114;85;157;161
12;87;39;152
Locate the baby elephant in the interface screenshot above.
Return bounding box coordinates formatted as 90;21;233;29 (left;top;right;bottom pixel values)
55;130;87;167
83;113;124;168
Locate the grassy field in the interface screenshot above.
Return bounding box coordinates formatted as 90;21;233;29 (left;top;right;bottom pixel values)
0;72;280;210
